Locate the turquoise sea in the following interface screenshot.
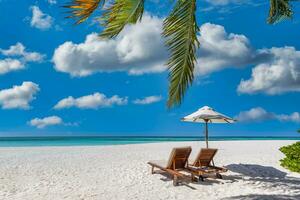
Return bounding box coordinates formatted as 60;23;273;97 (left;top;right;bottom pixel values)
0;136;299;147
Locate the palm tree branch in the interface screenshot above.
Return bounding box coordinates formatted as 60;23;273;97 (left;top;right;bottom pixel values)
99;0;144;39
268;0;297;24
163;0;199;108
64;0;106;24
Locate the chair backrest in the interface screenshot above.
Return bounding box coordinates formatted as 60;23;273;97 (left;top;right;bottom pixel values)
192;148;217;167
166;146;192;170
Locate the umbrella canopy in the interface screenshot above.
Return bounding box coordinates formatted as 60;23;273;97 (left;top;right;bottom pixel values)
182;106;235;147
182;106;235;123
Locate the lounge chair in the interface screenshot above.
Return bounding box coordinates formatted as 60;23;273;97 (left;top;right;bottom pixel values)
147;146;193;186
188;148;228;181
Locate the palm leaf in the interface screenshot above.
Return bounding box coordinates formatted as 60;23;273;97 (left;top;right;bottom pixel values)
64;0;106;24
100;0;144;38
163;0;199;108
268;0;293;24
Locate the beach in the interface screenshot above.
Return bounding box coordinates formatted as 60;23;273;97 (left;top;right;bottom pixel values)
0;140;299;200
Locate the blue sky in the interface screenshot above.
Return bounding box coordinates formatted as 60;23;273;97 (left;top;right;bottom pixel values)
0;0;299;137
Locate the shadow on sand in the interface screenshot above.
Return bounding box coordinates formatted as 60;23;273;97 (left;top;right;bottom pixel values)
226;164;287;178
222;194;300;200
152;164;300;194
223;164;300;199
226;164;300;189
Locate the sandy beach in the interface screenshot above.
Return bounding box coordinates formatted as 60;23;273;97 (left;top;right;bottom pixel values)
0;140;299;200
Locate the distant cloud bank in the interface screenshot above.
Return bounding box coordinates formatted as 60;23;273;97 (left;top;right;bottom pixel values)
236;107;300;123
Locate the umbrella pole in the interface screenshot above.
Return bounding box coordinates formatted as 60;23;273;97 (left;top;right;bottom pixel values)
205;120;215;165
205;120;208;148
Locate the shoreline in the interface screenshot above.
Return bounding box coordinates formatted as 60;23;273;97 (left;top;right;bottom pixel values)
0;139;298;148
0;137;299;148
1;136;299;139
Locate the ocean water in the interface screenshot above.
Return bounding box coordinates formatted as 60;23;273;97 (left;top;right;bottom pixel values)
0;136;299;147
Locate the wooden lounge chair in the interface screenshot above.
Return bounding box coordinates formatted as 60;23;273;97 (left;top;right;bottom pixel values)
147;146;193;186
188;148;228;181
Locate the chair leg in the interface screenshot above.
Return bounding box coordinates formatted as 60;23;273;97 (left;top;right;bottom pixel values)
173;175;178;186
216;173;222;179
198;175;204;182
191;173;195;182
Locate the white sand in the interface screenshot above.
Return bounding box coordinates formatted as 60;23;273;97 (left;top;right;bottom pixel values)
0;140;299;200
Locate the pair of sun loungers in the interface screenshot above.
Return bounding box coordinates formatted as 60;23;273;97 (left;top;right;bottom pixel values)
147;147;227;186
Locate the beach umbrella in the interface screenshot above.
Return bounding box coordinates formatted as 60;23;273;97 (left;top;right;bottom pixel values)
182;106;235;148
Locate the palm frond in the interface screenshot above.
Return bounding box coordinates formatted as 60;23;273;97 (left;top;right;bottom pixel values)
163;0;199;108
268;0;293;24
100;0;144;38
64;0;106;24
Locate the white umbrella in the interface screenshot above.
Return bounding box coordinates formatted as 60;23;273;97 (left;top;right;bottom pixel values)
182;106;235;148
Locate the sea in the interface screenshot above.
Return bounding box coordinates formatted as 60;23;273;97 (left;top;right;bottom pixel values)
0;136;298;147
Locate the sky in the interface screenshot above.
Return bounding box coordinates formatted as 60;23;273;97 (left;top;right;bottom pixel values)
0;0;299;137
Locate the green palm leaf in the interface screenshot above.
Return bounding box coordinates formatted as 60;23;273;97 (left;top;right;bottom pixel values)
268;0;293;24
64;0;106;24
163;0;199;108
100;0;144;38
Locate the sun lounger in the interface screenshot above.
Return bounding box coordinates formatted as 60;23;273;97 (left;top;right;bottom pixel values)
147;146;193;186
188;148;228;181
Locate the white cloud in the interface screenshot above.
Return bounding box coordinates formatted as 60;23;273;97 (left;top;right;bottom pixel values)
52;15;166;76
205;0;258;7
236;107;300;123
0;42;44;75
195;23;278;76
203;0;258;14
0;59;24;75
238;47;300;95
236;107;274;122
277;112;300;123
133;95;162;105
196;23;257;75
30;6;53;30
29;116;62;129
0;42;25;56
0;42;44;62
54;92;128;109
0;82;40;109
205;0;243;6
47;0;57;4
